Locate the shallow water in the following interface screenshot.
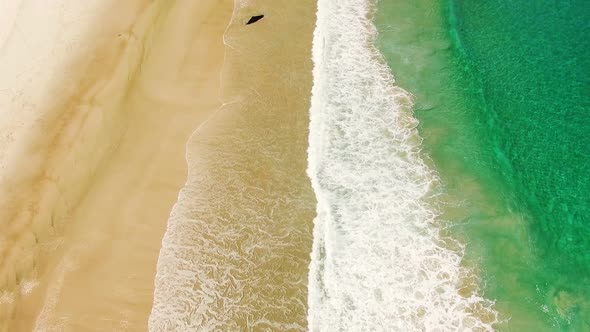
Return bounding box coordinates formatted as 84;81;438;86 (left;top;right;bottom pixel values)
149;1;317;330
375;0;590;330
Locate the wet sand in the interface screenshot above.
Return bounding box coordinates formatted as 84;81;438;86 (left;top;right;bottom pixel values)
150;0;317;330
1;0;232;331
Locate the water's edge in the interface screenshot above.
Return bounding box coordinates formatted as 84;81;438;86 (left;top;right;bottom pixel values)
306;0;497;330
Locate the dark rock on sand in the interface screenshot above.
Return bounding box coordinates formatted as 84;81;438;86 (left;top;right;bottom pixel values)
246;15;264;25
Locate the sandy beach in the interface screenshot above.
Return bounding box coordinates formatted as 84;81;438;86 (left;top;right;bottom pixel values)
1;0;232;330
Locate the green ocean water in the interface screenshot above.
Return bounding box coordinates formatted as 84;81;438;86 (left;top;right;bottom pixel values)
375;0;589;330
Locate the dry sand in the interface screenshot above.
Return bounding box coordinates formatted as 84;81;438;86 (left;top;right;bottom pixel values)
0;0;232;331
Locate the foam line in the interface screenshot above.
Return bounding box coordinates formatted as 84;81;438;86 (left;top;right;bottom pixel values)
306;0;498;330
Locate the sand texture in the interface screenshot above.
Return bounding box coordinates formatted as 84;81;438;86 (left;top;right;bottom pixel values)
0;0;232;330
150;0;318;330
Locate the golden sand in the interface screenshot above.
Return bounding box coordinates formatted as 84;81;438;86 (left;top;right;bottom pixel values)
1;0;232;330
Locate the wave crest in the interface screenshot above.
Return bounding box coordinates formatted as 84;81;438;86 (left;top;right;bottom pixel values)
306;0;498;330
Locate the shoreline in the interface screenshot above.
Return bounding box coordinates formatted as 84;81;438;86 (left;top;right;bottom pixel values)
150;0;317;330
306;0;498;330
1;1;232;330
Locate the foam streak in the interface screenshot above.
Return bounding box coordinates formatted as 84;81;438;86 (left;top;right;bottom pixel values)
306;0;497;330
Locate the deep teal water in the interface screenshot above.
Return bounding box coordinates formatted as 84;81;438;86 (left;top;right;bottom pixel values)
375;0;589;330
454;0;590;329
453;0;590;279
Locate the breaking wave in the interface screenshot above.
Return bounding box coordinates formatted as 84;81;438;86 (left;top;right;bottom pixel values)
305;0;498;330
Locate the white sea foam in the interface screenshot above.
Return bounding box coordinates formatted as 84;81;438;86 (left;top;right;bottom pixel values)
306;0;498;330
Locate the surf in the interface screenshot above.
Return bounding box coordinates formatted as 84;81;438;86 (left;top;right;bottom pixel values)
306;0;498;330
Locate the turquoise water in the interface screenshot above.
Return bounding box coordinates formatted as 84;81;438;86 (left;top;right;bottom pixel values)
375;0;589;330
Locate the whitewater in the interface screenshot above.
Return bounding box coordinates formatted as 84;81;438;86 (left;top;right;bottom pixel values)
306;0;498;330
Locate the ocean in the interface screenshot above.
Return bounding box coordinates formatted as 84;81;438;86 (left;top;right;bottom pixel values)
375;0;590;330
